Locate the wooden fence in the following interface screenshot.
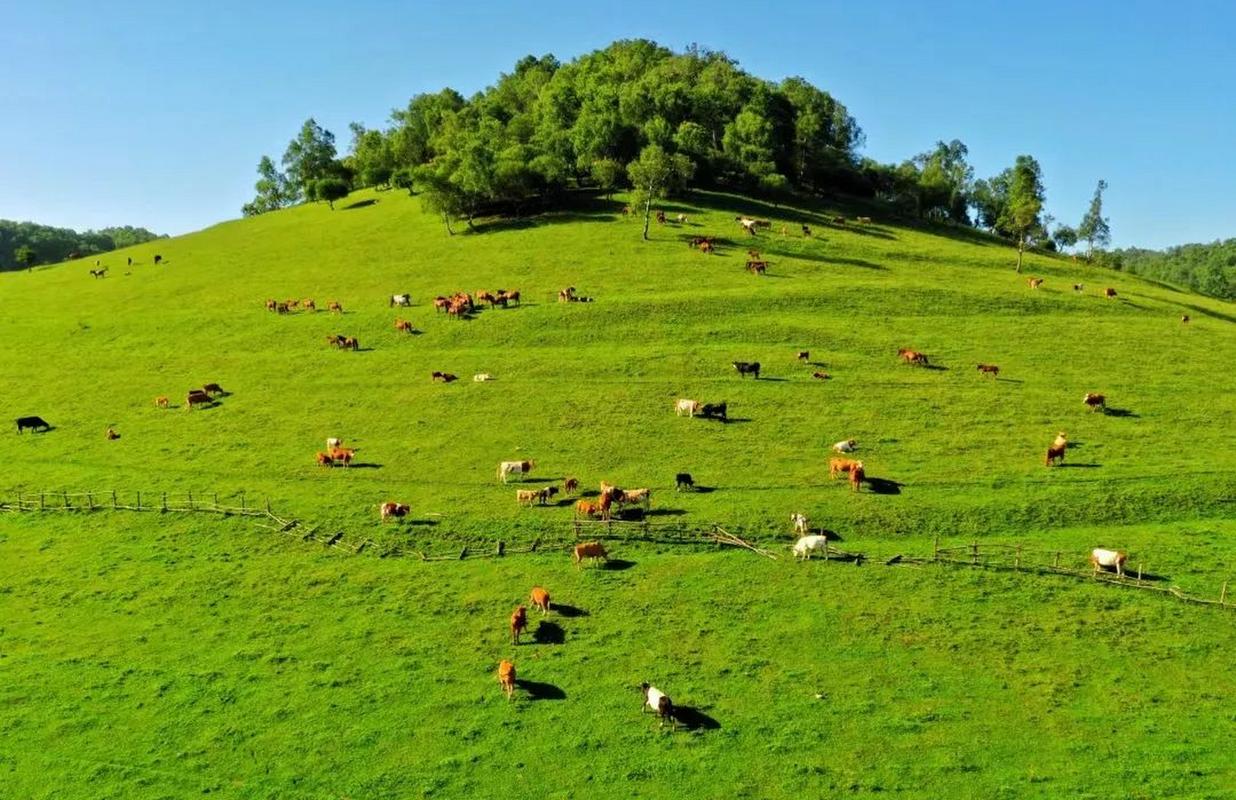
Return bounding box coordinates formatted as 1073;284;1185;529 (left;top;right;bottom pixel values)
1;489;271;517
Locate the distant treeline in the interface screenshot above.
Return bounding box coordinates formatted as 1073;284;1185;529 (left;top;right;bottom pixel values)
0;220;164;271
1109;241;1236;301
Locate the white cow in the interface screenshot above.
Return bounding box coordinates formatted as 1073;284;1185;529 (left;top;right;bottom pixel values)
1090;548;1127;577
326;437;343;449
1052;432;1068;449
790;513;809;535
389;293;412;307
832;439;858;453
675;398;701;417
474;373;494;382
497;459;535;483
793;535;829;560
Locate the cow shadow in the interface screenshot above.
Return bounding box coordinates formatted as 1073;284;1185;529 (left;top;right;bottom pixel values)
553;603;588;618
346;462;383;470
718;417;753;425
602;559;636;571
755;376;789;382
672;706;721;731
551;498;576;508
407;519;439;527
1058;463;1100;469
354;347;377;353
922;364;949;372
646;508;687;517
865;477;903;495
533;621;565;645
1103;407;1139;418
995;377;1024;384
580;490;600;498
687;485;717;494
515;679;566;701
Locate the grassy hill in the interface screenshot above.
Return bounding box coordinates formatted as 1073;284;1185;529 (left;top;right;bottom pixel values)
3;189;1236;798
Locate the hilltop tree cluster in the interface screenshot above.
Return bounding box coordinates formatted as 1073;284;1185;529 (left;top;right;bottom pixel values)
0;221;164;271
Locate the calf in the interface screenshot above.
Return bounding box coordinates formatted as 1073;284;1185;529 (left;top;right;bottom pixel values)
791;513;809;535
1045;442;1066;467
1083;393;1106;411
316;452;334;467
153;254;163;265
976;364;1000;378
1104;287;1118;299
328;301;343;313
516;489;540;506
793;534;829;560
849;462;866;491
431;371;458;383
746;260;767;275
573;541;608;567
202;383;225;396
154;395;169;408
675;472;694;491
801;224;812;237
302;299;315;311
832;439;857;453
328;447;355;467
395;319;414;333
510;605;528;644
530;587;551;615
700;402;727;420
640;683;676;729
575;499;602;519
326;437;343;450
812;371;830;380
1090;548;1127;577
105;427;120;440
389;293;412;307
380;502;410;521
898;348;928;366
265;299;277;311
732;361;761;379
186;391;212;410
498;660;517;701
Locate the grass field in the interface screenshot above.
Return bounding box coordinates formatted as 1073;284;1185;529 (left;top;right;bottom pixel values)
3;188;1236;798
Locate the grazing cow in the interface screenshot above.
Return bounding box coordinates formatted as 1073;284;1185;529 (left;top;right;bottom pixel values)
326;437;343;450
641;683;676;729
676;213;688;224
747;249;761;260
797;351;810;361
517;489;540;507
558;287;576;303
389;293;412;307
736;217;759;235
89;268;107;278
380;501;410;521
849;462;866;492
395;319;414;333
976;364;1000;378
656;210;666;224
699;240;715;254
1073;284;1084;293
431;371;458;383
832;439;857;453
476;291;497;307
316;452;334;467
472;373;494;382
1028;278;1044;289
732;361;761;379
829;457;861;478
793;534;829;560
1182;315;1190;323
619;488;651;509
498;460;535;483
561;477;579;494
186;391;212;410
153;254;162;265
105;427;120;440
530;587;551;615
700;402;728;420
622;205;632;216
265;299;277;311
675;398;701;417
202;383;225;396
154;395;169;408
340;336;358;351
275;302;289;314
791;513;809;535
856;216;873;224
573;541;608;567
675;472;694;491
1104;287;1118;299
432;296;450;313
801;224;812;237
302;299;315;311
1090;548;1128;577
328;447;355;467
498;660;517;701
898;349;929;366
812;372;830;380
285;299;300;310
833;216;846;225
328;301;343;313
1045;442;1066;466
1083;392;1106;411
575;499;602;519
745;260;768;275
500;290;521;306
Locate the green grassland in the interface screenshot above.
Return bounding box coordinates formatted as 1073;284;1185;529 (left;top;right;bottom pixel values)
3;189;1236;798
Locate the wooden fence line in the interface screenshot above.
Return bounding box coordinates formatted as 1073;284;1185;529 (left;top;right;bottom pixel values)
2;489;267;519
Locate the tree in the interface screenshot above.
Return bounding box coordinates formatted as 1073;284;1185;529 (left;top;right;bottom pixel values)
243;155;297;216
1077;179;1111;260
15;245;37;270
313;178;351;209
626;145;694;240
282;118;339;196
1052;224;1078;253
590;158;624;198
413;163;467;235
996;155;1045;272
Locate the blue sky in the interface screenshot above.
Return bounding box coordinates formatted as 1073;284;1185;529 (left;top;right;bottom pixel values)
1;0;1233;249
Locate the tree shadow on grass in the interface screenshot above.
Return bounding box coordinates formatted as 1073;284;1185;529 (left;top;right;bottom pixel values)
516;679;565;701
673;706;721;731
533;621;565;645
553;603;588;618
343;199;378;210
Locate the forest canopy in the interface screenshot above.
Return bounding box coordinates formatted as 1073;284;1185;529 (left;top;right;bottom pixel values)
0;220;164;271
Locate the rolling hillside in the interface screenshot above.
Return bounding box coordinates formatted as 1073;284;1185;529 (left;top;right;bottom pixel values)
3;189;1236;799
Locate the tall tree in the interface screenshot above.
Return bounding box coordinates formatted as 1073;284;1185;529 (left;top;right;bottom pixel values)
1077;179;1111;260
626;145;694;240
1052;225;1079;252
282;118;339;196
242;156;297;216
15;245;37;270
996;155;1045;272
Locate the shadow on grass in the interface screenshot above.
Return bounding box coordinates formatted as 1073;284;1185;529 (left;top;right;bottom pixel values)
553;603;588;618
865;477;903;495
516;679;566;701
646;508;687;517
922;364;949;372
602;559;637;571
343;199;378;210
673;706;722;731
345;462;383;470
995;377;1024;384
407;519;438;527
1058;462;1100;469
533;621;565;645
1103;407;1139;418
687;485;717;494
719;418;754;425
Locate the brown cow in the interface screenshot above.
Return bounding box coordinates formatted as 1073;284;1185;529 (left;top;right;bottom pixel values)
202;383;225;396
431;371;458;383
395;319;414;333
380;501;410;521
829;457;861;479
530;587;551;615
498;660;516;701
316;452;334;467
699;240;714;254
898;349;928;366
573;541;608;567
563;477;579;494
328;301;343;313
976;364;1000;377
1104;287;1118;299
1028;278;1044;289
746;261;767;275
1083;393;1106;411
275;302;289;314
849;462;865;492
510;605;528;644
328;447;355;467
575;499;601;518
500;290;520;306
186;391;212;410
1045;443;1066;466
303;299;316;311
154;395;169;408
265;299;277;311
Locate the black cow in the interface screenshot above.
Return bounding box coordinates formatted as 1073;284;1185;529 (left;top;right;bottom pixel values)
700;402;728;420
675;473;694;491
153;254;163;265
16;416;51;433
732;361;760;379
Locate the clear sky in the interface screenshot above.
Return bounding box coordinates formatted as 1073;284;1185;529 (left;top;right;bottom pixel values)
2;0;1233;249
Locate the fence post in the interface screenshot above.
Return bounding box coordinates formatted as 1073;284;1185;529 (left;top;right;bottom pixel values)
188;491;194;510
162;493;168;512
213;492;219;509
933;535;939;562
16;490;21;509
1014;544;1021;571
88;492;95;511
136;491;141;511
1222;582;1229;606
971;541;978;565
40;492;45;511
240;492;246;514
1137;563;1143;583
1054;551;1061;569
63;491;70;510
265;497;272;514
111;490;117;510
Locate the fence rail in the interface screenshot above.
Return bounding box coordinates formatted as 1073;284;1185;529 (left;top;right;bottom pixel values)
1;489;271;517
